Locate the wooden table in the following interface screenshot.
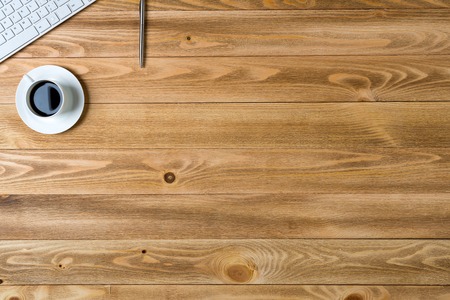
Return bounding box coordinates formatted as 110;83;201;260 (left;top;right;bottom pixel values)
0;0;449;298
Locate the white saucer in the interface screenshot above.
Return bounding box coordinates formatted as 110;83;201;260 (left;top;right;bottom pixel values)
16;65;85;134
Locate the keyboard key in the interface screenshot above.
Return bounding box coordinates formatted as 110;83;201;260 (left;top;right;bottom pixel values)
11;1;22;9
18;6;31;18
0;26;38;56
67;0;83;11
2;28;14;39
3;4;14;15
54;3;70;18
36;0;47;5
0;17;13;28
46;1;57;10
19;17;31;28
37;6;48;17
0;34;5;45
0;10;6;20
9;12;21;22
46;12;58;24
28;11;39;22
11;23;23;34
1;0;12;5
34;17;49;32
27;0;38;11
55;0;69;6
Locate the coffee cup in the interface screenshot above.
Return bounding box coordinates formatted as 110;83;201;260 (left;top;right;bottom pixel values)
23;74;67;118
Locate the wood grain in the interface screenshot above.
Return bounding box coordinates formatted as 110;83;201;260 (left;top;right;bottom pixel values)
110;285;450;300
1;285;448;300
93;0;450;11
149;0;450;10
11;10;450;58
1;0;449;291
1;103;450;149
0;240;448;285
0;194;448;239
147;10;450;57
3;56;450;104
0;149;449;194
0;285;109;300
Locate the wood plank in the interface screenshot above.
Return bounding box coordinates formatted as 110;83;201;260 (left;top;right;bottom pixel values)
0;194;448;239
1;103;450;149
147;10;450;57
11;10;450;58
93;0;450;11
0;240;448;285
110;285;450;300
0;149;449;195
0;286;445;300
1;285;448;300
3;56;450;104
0;285;109;299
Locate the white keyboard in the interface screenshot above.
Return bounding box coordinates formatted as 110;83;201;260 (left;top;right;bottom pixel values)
0;0;95;63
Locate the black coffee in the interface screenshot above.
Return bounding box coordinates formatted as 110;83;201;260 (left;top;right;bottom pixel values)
29;81;63;117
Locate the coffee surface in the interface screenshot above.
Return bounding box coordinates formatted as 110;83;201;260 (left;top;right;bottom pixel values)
30;81;63;117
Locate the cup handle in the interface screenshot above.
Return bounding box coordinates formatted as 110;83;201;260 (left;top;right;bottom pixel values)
23;74;35;84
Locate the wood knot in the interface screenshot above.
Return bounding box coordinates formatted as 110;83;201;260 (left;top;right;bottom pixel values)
344;295;364;300
204;247;258;284
226;264;255;283
57;257;73;270
164;172;176;184
341;288;376;300
328;73;375;101
9;297;21;300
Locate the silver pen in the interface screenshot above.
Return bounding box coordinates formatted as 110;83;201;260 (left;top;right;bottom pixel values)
139;0;145;68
